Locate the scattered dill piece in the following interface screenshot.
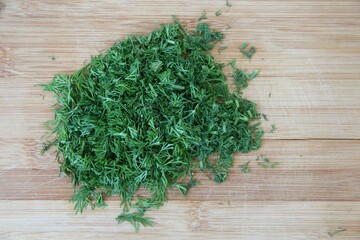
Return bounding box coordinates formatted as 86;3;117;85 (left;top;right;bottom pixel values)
239;161;251;173
40;15;263;231
256;155;280;168
270;162;280;168
269;92;272;98
241;50;252;59
226;0;232;7
198;11;207;21
261;113;268;121
328;227;346;238
116;212;154;232
240;43;256;60
239;42;249;50
270;124;277;133
249;46;256;55
230;55;259;92
228;58;237;69
215;10;222;16
249;70;259;80
50;56;55;61
232;69;249;92
257;162;268;168
232;67;260;92
218;46;227;54
226;24;232;30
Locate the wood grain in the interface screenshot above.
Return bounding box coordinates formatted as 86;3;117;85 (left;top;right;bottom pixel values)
1;0;360;239
1;200;359;240
1;140;360;201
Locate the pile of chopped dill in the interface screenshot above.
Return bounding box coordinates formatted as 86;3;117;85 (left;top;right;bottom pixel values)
41;16;263;231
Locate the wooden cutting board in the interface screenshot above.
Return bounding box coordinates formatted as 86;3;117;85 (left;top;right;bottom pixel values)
1;0;359;239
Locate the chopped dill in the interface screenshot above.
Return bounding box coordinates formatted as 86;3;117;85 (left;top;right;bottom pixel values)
218;46;227;54
249;70;259;80
215;10;222;16
116;213;154;232
239;161;251;173
232;68;250;92
226;0;232;7
256;155;280;168
40;15;263;231
198;11;207;21
239;42;249;50
270;124;277;133
229;58;259;93
249;46;256;55
228;58;236;68
240;43;256;60
328;227;346;238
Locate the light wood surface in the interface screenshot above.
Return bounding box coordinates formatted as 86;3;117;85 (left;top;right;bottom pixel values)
1;0;360;239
